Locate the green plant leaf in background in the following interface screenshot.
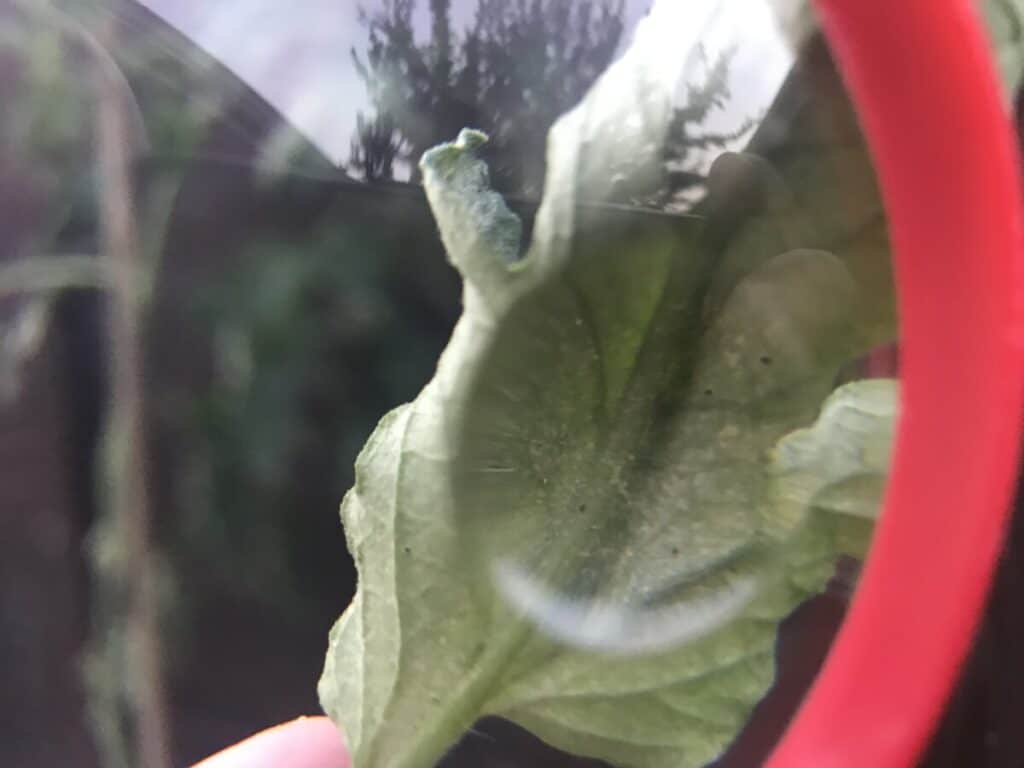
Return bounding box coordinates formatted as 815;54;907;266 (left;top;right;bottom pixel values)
984;0;1024;96
319;0;1024;765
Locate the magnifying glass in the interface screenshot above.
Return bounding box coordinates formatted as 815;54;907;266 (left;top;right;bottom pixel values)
449;0;1024;763
319;0;1024;764
769;0;1024;765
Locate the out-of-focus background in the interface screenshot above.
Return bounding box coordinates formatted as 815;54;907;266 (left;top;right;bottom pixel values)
0;1;651;764
3;1;1024;767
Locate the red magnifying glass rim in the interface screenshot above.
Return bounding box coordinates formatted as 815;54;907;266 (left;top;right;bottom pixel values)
768;1;1024;766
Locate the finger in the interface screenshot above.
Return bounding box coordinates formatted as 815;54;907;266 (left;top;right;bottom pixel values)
192;716;349;768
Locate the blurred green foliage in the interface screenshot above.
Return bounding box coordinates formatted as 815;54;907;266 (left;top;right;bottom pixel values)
179;204;457;611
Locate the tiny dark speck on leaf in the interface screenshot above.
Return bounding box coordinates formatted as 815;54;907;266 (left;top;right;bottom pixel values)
760;355;773;366
578;503;586;512
704;388;713;396
404;546;412;554
671;546;679;555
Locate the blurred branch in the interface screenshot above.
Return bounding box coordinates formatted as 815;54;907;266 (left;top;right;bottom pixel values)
10;0;150;155
0;297;54;403
0;255;105;297
88;10;171;768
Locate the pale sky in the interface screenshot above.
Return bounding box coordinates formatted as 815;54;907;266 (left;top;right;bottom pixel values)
139;0;792;167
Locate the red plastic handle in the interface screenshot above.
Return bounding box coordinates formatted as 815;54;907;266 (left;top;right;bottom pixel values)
768;1;1024;766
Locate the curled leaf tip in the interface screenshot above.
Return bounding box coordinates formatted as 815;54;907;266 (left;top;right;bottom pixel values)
418;127;489;176
420;130;523;277
456;127;489;150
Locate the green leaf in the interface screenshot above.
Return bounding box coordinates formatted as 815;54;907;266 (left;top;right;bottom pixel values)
320;5;899;767
770;378;896;595
982;0;1024;96
317;3;1024;764
318;315;895;767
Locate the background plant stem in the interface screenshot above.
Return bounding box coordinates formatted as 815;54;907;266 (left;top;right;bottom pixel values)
93;12;171;768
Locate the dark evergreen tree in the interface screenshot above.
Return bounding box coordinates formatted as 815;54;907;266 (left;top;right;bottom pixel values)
349;0;624;197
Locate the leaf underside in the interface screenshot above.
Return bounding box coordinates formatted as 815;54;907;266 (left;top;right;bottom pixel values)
319;2;1022;766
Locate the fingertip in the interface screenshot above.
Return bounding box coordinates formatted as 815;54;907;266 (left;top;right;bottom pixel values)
193;716;349;768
